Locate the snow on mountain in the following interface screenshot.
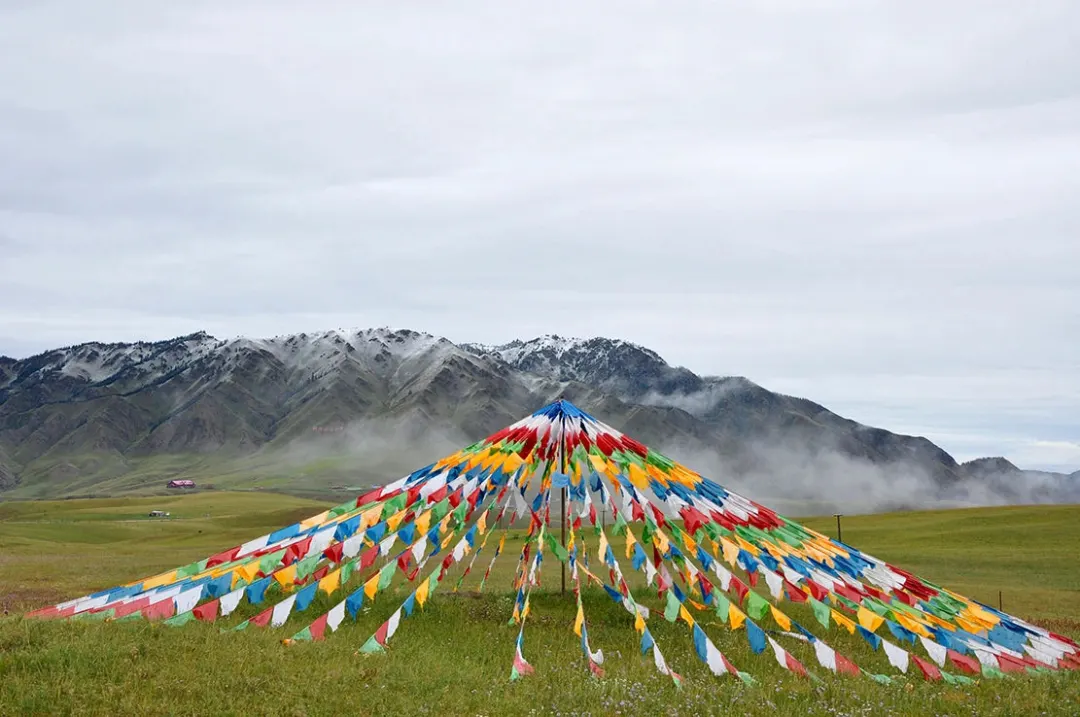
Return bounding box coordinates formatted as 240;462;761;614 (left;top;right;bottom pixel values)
0;332;219;389
467;334;665;368
2;325;1077;507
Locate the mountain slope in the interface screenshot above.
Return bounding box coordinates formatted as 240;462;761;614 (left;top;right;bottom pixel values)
1;329;1074;510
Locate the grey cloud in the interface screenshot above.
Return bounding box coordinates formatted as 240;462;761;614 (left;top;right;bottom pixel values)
1;1;1078;469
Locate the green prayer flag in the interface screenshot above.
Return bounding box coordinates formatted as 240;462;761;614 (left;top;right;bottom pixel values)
431;499;450;522
259;550;286;575
295;555;320;581
745;591;770;621
867;673;893;685
941;671;973;686
359;636;384;654
664;590;681;623
641;519;656;545
452;501;468;525
810;597;831;629
164;611;195;627
290;626;313;643
377;563;395;591
737;671;757;686
714;592;731;622
612;513;628;537
328;499;355;517
340;560;355;585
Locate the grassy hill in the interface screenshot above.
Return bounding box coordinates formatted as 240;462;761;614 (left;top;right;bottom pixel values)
1;495;1077;715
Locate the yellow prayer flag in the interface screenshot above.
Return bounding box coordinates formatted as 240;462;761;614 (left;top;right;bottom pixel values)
416;577;431;607
504;453;525;473
625;529;637;558
386;509;407;533
236;562;261;584
646;464;670;486
476;513;488;536
300;511;331;530
679;604;696;627
274;564;297;588
415;510;432;536
140;570;179;590
966;604;1001;628
735;536;760;557
654;531;671;556
721;538;740;566
771;605;792;631
894;612;932;638
634;610;646;634
954;615;986;635
857;606;885;633
729;604;746;630
924;613;957;631
318;569;341;595
363;573;380;600
360;505;382;530
831;610;857;634
573;604;585;636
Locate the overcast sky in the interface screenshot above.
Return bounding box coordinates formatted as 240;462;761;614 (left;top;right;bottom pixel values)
1;1;1078;470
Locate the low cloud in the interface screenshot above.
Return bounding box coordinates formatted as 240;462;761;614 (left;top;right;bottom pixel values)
662;436;1080;517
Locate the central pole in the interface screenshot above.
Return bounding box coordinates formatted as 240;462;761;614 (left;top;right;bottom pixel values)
560;408;567;596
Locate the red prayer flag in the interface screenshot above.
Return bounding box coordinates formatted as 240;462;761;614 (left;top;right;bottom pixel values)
359;545;379;571
912;654;943;681
249;607;273;628
142;599;176;621
806;580;829;602
835;653;860;677
206;546;241;568
113;597;151;619
309;613;329;641
730;576;749;603
785;652;809;677
784;580;808;603
193;600;219;623
996;653;1029;673
373;619;390;646
323;542;344;565
947;650;981;675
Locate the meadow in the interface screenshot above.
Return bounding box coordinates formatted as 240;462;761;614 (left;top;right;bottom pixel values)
1;493;1078;716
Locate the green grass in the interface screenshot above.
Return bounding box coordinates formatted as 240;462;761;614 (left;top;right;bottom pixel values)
1;495;1078;715
7;450;398;502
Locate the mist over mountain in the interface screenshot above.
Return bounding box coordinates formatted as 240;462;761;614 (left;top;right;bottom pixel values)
1;328;1075;513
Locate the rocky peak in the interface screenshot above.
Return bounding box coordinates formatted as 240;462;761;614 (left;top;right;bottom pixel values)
961;456;1021;477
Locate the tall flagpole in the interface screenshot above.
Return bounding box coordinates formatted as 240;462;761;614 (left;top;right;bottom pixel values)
559;403;567;596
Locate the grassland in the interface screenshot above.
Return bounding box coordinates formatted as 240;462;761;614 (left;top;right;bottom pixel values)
1;494;1078;715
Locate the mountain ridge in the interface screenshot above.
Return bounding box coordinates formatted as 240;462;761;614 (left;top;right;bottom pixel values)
1;327;1075;510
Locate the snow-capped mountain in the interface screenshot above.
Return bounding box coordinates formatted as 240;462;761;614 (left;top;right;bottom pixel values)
1;328;1075;508
463;335;707;397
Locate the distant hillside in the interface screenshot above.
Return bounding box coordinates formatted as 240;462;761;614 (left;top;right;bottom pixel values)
1;328;1075;510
